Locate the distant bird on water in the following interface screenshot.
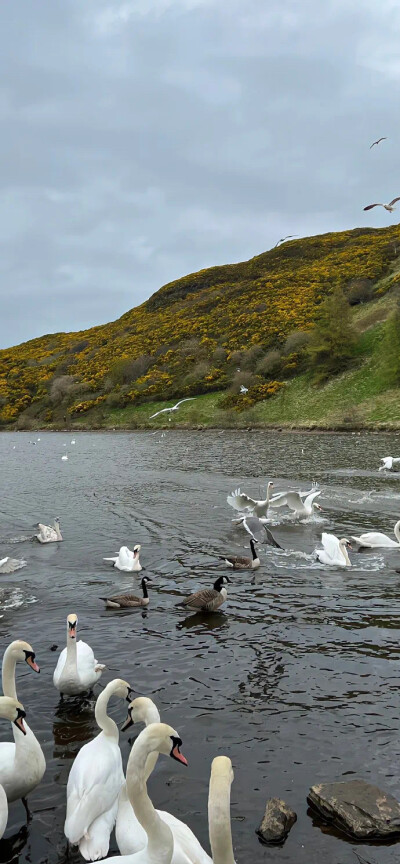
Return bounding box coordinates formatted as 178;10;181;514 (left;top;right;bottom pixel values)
364;197;400;212
370;137;387;148
149;398;195;420
274;235;298;247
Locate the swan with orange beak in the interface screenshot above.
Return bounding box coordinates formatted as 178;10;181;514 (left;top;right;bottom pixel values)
53;614;105;696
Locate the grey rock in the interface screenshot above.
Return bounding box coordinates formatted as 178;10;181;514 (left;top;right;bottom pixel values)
308;779;400;839
256;797;297;845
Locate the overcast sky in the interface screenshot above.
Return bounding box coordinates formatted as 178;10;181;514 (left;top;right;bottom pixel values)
1;0;399;348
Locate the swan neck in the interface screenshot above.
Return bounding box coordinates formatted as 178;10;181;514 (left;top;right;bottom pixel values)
340;542;351;565
126;736;173;863
94;683;119;738
2;644;18;701
209;772;235;864
66;632;77;667
394;521;400;542
54;522;62;540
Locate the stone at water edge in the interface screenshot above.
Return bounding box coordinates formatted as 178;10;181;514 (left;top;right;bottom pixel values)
256;797;297;844
308;779;400;839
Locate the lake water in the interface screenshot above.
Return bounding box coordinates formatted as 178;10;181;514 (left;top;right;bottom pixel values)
1;429;400;864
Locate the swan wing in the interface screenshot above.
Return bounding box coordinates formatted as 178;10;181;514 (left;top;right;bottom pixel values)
78;798;119;862
380;457;392;469
76;641;104;686
37;523;57;541
159;809;212;864
103;557;118;563
281;492;304;512
65;735;123;847
303;490;322;508
321;533;341;560
227;489;256;512
268;492;290;509
53;646;68;686
115;786;146;854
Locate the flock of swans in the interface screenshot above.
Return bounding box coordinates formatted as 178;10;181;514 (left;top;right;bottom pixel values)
0;626;235;863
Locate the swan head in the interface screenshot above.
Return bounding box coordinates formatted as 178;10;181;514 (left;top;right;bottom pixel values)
313;503;323;511
121;696;159;727
133;544;141;555
54;517;61;524
213;575;232;590
0;696;27;735
8;640;40;673
339;538;352;549
267;481;274;491
104;678;133;702
127;721;188;765
67;613;78;639
210;755;234;788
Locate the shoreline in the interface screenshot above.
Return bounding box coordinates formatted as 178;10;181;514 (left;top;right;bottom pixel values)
3;422;400;434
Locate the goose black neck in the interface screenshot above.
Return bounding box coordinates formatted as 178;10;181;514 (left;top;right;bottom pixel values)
250;539;258;559
213;576;226;592
141;579;149;598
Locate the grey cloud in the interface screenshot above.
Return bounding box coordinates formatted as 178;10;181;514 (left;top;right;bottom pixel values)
0;0;399;346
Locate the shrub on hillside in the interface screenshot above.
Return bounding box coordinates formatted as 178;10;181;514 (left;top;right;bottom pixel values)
219;380;285;411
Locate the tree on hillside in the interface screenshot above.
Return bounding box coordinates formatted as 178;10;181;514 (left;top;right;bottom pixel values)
307;286;356;382
381;296;400;386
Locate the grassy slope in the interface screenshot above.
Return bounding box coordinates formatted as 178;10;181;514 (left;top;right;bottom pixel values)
2;224;400;430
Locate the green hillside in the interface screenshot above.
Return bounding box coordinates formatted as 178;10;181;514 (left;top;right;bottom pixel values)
2;224;400;430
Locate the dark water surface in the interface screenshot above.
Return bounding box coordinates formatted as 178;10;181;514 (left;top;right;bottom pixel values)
1;429;400;863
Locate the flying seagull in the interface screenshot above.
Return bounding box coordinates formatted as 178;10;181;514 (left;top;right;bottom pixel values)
370;137;387;149
364;197;400;212
149;398;196;419
274;235;298;248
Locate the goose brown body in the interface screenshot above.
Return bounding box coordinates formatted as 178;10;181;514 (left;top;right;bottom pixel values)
222;538;260;570
176;576;231;612
101;577;152;609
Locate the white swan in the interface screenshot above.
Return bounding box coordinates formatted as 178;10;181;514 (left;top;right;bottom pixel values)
208;756;235;864
379;457;400;471
36;518;63;543
0;696;28;838
351;520;400;549
227;482;274;517
64;678;132;861
103;545;142;572
315;533;352;567
0;557;26;574
62;454;68;461
116;697;212;864
269;489;322;517
0;640;45;803
96;722;188;864
53;614;105;696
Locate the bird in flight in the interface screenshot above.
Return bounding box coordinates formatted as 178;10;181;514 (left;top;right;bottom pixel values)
149;398;196;419
240;385;248;394
364;197;400;212
274;235;298;248
370;137;387;149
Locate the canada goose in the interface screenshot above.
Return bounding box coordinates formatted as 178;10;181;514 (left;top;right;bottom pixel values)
53;614;105;695
315;534;352;567
103;545;142;572
100;577;153;609
176;576;231;612
221;538;260;570
36;518;63;543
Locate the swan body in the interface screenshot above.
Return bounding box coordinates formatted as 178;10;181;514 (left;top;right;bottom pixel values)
208;757;235;864
96;721;188;864
104;545;142;572
0;696;28;837
53;614;105;696
176;576;231;612
0;557;26;574
315;533;352;567
269;489;322;517
379;457;400;471
351;520;400;549
64;679;132;861
116;697;212;864
62;454;68;461
101;577;153;609
222;539;260;570
227;482;274;517
36;518;63;543
0;640;45;802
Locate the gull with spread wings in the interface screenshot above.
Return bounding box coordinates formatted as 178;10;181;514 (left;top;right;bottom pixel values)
149;398;195;419
370;137;387;148
274;235;298;247
364;197;400;212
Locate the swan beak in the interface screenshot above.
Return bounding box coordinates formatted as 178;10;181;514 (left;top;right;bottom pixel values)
170;740;188;766
26;655;40;673
68;625;76;639
14;716;26;735
121;713;134;731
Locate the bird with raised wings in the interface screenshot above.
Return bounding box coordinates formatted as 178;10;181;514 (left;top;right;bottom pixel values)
274;235;298;247
364;197;400;212
149;398;195;419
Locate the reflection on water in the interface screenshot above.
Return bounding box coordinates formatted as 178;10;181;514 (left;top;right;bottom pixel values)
1;430;400;863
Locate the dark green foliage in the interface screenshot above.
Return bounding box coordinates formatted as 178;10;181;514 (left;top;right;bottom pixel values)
381;298;400;386
308;286;356;382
